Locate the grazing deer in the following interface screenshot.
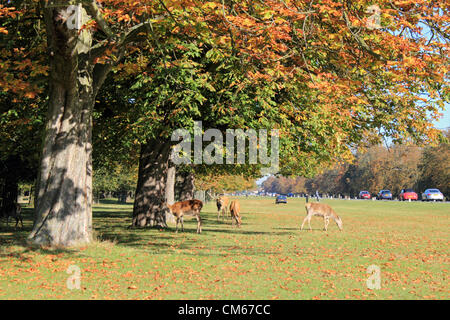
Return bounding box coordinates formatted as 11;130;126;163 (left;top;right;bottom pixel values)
166;199;203;234
216;196;230;221
229;200;242;227
301;202;343;231
1;203;23;230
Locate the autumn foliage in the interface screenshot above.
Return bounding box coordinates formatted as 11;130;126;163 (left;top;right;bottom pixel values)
1;1;448;169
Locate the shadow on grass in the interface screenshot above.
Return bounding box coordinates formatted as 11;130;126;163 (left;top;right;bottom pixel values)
1;206;296;257
205;227;292;236
0;213;82;262
0;207;34;248
97;199;133;206
273;227;329;231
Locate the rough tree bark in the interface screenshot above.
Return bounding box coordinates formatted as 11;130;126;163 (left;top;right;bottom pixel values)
131;139;172;228
28;4;112;246
177;171;195;201
165;162;176;223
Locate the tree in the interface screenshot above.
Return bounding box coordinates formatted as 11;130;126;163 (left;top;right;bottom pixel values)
1;1;175;245
122;0;449;229
418;129;450;197
195;173;256;194
0;3;46;214
92;163;137;202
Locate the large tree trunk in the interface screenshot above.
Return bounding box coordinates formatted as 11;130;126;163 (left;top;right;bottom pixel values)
165;162;176;223
177;171;195;201
28;4;103;246
28;63;94;245
131;139;172;228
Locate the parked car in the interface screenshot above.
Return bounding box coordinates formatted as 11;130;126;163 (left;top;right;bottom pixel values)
275;195;288;204
359;191;371;199
377;190;392;200
421;189;444;201
399;189;418;201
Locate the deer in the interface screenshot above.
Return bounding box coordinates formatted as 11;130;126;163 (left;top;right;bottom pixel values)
216;196;230;221
301;202;343;231
229;200;242;228
1;203;23;230
166;199;203;234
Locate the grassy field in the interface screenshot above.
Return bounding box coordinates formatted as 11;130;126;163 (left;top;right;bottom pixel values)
0;198;448;300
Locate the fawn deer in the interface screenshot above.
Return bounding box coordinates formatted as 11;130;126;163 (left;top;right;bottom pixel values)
166;199;203;233
1;203;23;230
229;200;242;227
301;202;343;231
216;196;230;221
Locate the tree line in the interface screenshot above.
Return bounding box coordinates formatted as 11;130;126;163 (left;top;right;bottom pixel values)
263;130;449;198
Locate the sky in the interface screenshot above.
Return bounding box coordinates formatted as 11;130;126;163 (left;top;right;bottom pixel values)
434;104;450;129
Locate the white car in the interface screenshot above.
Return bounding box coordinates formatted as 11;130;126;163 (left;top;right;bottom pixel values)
421;189;444;201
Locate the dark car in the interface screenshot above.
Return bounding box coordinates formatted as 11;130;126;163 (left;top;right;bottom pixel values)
399;189;418;201
275;195;287;204
377;190;392;200
359;191;371;199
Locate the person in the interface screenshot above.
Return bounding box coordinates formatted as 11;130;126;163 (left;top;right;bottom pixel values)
315;190;320;202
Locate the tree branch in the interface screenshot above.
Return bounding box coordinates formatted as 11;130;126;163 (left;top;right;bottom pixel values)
84;0;115;39
343;11;384;61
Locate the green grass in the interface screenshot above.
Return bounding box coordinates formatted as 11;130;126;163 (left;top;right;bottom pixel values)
0;198;448;300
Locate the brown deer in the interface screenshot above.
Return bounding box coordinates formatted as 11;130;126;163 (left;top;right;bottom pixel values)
229;200;242;227
166;199;203;234
216;196;229;221
301;202;343;231
1;203;23;230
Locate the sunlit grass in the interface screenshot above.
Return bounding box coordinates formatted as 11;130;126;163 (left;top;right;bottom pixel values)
0;198;448;299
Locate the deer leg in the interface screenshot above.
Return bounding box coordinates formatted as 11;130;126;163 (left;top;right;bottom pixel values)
196;215;202;234
324;216;330;231
334;217;343;231
301;216;307;230
175;217;179;233
180;217;184;232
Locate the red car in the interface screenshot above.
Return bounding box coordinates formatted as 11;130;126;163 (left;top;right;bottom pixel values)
399;189;418;201
359;191;371;199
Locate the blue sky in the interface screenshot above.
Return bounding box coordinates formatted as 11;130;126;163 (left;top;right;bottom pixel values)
434;104;450;129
